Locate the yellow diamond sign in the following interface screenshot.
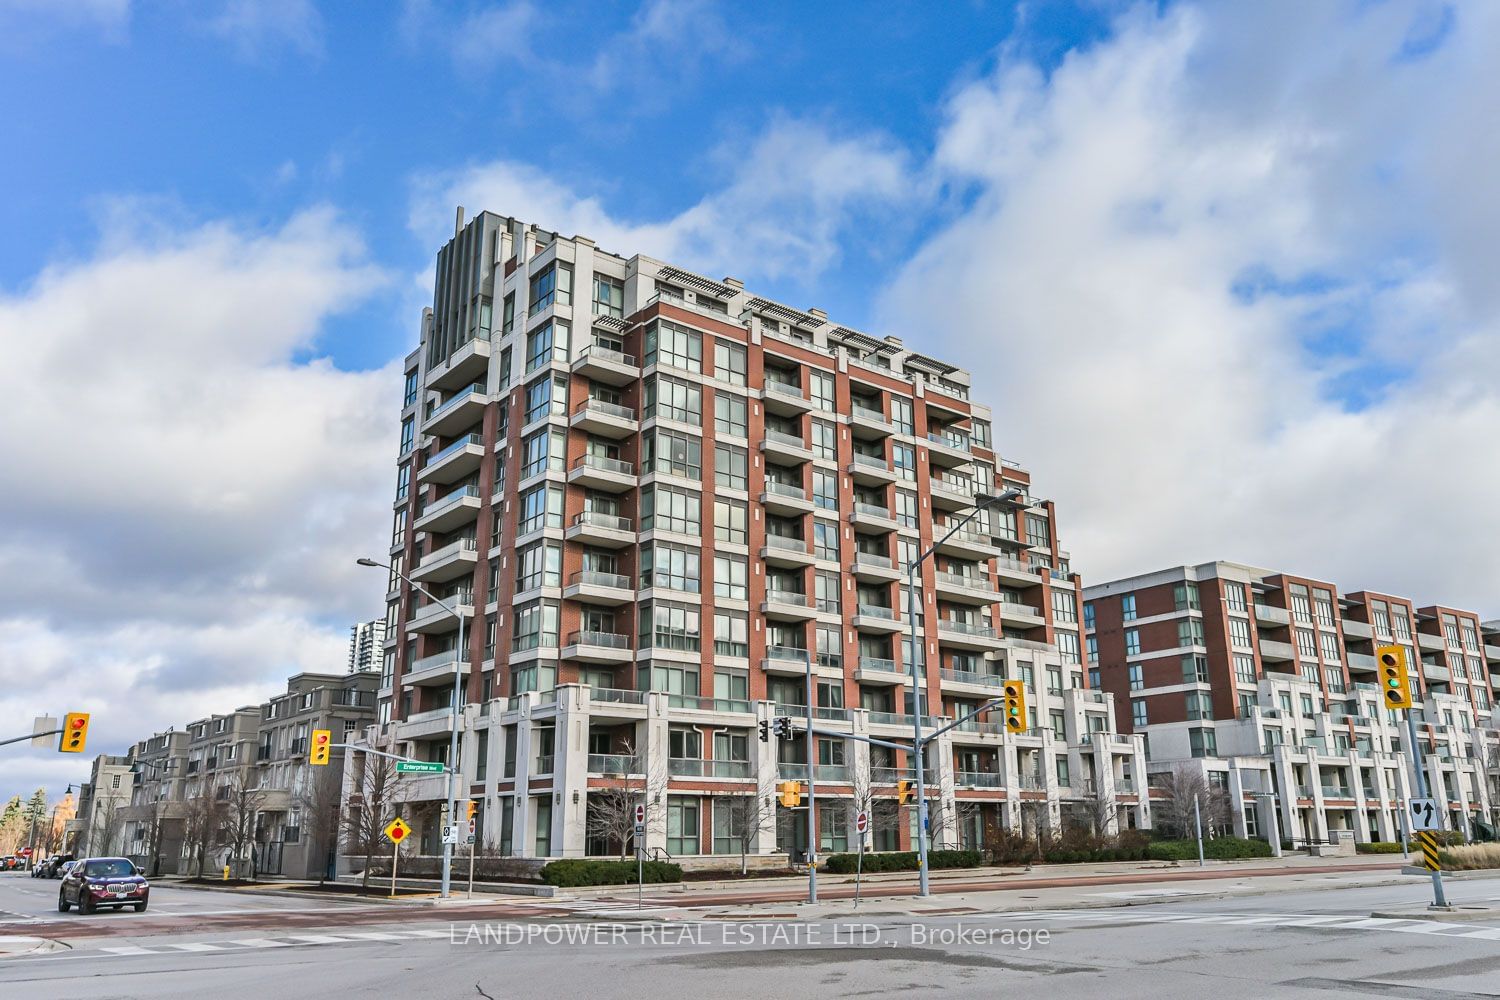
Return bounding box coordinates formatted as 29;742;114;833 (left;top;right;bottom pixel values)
384;817;411;844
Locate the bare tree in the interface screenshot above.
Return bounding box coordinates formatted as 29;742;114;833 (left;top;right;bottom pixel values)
220;774;269;879
89;790;129;858
181;790;227;878
1083;777;1119;837
135;798;170;876
927;796;983;851
341;749;403;894
299;765;344;884
713;767;780;873
1152;766;1232;839
584;739;661;858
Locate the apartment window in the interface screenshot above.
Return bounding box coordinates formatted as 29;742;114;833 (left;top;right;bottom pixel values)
714;555;748;600
528;261;572;316
666;797;700;856
524;372;568;424
712;340;748;386
1229;618;1252;649
1186;692;1213;721
715;443;748;490
641;484;701;535
1372;600;1390;635
1319;631;1341;663
815;571;841;614
512;600;560;651
1313;588;1336;627
971;418;990;449
1124;629;1141;657
395;463;410;501
1131;699;1148;727
398;416;414;455
639;601;701;651
1178;619;1205;648
640;542;700;593
1461;622;1480;651
813;520;840;561
638;428;698;480
1188;727;1217;758
1121;594;1137;622
1086;635;1098;663
1173;582;1200;611
1056;631;1081;665
1182;655;1209;683
714;498;748;544
1289;584;1312;624
1223;581;1246;612
1296;628;1317;659
645;374;702;424
1392;610;1412;640
714;393;747;437
892;443;916;481
1234;654;1256;684
645;320;702;372
1025;514;1049;548
403;369;419;407
515;541;562;593
520;427;566;479
812;470;838;511
809;371;835;411
811;419;836;460
592;273;623;318
894;489;917;527
525;320;569;373
1083;602;1096;629
890;397;913;434
516;484;564;535
1052;590;1078;624
1325;666;1346;693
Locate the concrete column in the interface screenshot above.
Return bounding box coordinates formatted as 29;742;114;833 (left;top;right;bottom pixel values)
510;699;535;857
553;686;591;858
1228;766;1249;839
1273;755;1299;845
754;702;780;855
643;692;670;852
850;712;872;852
934;729;958;849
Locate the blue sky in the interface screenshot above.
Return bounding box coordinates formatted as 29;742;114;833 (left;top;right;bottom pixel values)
0;1;1115;371
3;0;1499;803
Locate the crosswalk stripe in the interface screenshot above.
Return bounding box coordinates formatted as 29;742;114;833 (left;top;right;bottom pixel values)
283;935;352;945
404;929;452;939
99;946;154;955
163;942;224;952
229;938;293;948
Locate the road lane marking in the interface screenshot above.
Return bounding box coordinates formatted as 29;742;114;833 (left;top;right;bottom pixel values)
163;942;225;952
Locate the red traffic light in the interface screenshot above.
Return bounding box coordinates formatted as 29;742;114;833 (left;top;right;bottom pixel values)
70;717;86;729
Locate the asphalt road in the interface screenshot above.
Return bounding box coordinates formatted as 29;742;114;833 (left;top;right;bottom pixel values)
2;870;1498;999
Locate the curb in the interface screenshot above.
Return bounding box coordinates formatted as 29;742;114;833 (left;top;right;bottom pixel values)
1371;907;1500;923
0;936;70;957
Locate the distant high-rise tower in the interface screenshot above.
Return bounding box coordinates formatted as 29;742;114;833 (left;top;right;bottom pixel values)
347;619;387;673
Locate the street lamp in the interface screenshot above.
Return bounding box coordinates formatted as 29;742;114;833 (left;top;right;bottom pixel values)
906;487;1021;896
358;555;467;899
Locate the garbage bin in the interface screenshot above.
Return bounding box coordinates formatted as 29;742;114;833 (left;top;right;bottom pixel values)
790;849;807;866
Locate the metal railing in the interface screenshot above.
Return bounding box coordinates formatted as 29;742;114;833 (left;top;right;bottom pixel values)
855;603;898;620
763;481;808;500
667;694;752;714
859;656;900;674
850;403;889;424
941;668;1005;688
575;399;637;421
568;630;629;648
853;552;893;569
573;510;632;532
420;484;481;516
588;688;647;705
669;759;753;778
533;755;555;774
850;452;889;470
938;619;998;638
956;771;1004;788
587;754;640;774
765;589;812;607
763;534;810;553
574;344;637;368
764;380;806;400
573;454;634;476
853;503;892;520
764;429;807;448
569;570;631;590
427;383;485;420
428;433;484;466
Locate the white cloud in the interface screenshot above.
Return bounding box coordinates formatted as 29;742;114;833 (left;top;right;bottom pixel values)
0;206;394;802
412;117;922;284
0;0;130;46
207;0;324;61
398;0;537;74
878;1;1500;612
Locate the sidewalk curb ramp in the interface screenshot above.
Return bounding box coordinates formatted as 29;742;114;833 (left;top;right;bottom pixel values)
0;936;69;957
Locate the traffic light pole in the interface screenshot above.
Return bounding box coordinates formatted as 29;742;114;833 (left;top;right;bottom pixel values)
1404;710;1448;908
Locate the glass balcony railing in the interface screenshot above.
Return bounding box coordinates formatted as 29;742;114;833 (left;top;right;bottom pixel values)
427;383;486;421
420;484;481;516
428;433;484;466
573;510;632;532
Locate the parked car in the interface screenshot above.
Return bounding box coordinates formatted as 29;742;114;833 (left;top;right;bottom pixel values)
57;860;78;879
1;856;23;871
57;857;150;914
36;854;74;878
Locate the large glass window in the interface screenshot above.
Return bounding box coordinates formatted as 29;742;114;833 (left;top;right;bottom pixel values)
813;469;838;510
890;397;913;434
640;542;700;593
809;371;835;410
525;320;570;373
713;340;747;386
515;542;562;592
715;442;747;490
813;520;840;561
714;498;748;544
528;262;572;316
714;393;747;437
641;484;701;535
714;555;748;600
645;320;702;372
714;610;748;657
645;374;702;424
666;797;700;856
592;273;623;318
645;428;702;478
639;601;702;651
518;484;564;535
524;373;568;424
811;420;836;460
512;600;560;651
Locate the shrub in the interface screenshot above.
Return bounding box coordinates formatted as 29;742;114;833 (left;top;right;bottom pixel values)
539;859;683;887
1438;843;1500;871
1146;837;1272;862
1356;842;1405;854
821;850;983;874
986;827;1041;865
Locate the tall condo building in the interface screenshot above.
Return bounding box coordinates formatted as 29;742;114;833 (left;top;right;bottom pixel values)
348;619;387;673
360;209;1147;863
1085;562;1500;846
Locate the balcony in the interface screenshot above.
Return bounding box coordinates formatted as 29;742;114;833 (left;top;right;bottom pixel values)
415;484;482;533
929;477;978;512
848;403;893;440
407;592;474;634
935;528;1001;561
761;534;815;567
848;503;897;531
761;647;832;677
567;510;635;548
1346;651;1378;674
762;589;817;621
422;383;488;436
587;754;642;776
992;554;1037;587
418;433;486;485
852;603;903;633
941;668;1007;695
847;453;896;485
854;656;908;685
403;650;468;687
851;552;903;582
1258;638;1296;663
937;619;1004;650
394;707;466;742
925;430;972;468
760;481;813;514
562;630;633;663
760;429;814;464
762;379;812;416
668;693;753;715
868;712;943;731
1342;619;1373;640
999;600;1046;627
572;344;639;386
956;771;1004;788
1255;604;1292;627
568;454;636;492
933;571;1000;605
669;759;754;779
563;570;635;606
428;334;491;391
409;536;479;585
570;399;638;438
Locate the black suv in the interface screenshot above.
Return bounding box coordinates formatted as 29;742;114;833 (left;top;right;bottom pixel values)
58;857;150;913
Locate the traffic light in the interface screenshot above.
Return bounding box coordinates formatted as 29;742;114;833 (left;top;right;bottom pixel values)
758;720;770;743
1376;644;1413;710
466;800;478;821
59;713;89;754
773;716;793;740
1001;680;1027;733
309;728;332;766
896;779;915;805
778;781;803;808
